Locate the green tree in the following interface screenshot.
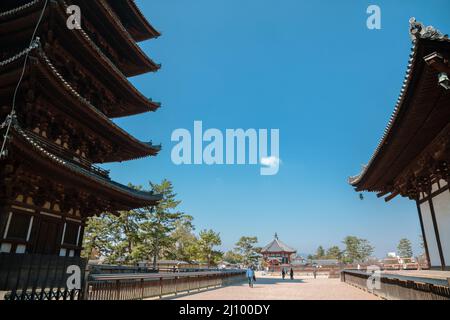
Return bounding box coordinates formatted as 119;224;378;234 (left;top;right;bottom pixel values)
82;213;112;260
196;229;223;267
137;180;187;269
167;215;197;261
223;250;243;264
326;246;342;260
342;236;374;264
82;180;187;266
113;206;150;263
315;246;325;259
397;238;413;258
234;236;260;265
82;208;147;264
358;239;374;261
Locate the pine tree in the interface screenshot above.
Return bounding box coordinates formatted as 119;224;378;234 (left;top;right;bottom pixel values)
316;246;325;259
234;236;259;265
342;236;374;263
397;238;413;258
138;179;186;269
326;246;342;260
195;229;223;267
82;179;187;266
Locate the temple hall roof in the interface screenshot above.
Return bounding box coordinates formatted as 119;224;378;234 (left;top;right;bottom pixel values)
349;18;450;197
261;236;297;254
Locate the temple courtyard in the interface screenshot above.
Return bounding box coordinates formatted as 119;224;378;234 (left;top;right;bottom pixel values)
168;273;381;300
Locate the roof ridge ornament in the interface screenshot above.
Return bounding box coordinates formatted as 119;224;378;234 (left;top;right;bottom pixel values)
409;17;448;41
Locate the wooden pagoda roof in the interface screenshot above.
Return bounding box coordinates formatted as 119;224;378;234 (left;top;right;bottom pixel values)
6;115;161;212
106;0;161;42
67;0;160;77
0;0;161;118
0;44;161;163
350;19;450;198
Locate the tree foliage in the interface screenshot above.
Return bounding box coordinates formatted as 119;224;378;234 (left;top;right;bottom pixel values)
138;179;186;269
397;238;413;258
82;180;187;266
326;246;342;260
195;229;223;267
234;236;260;266
315;246;325;258
342;236;374;263
166;215;197;261
223;250;244;264
308;245;342;261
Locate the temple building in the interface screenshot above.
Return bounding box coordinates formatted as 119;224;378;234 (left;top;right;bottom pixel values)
261;234;297;267
350;19;450;270
0;0;162;258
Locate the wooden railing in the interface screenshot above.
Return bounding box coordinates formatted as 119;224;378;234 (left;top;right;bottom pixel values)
86;270;246;300
24;130;110;179
0;253;87;301
0;253;245;300
341;270;450;300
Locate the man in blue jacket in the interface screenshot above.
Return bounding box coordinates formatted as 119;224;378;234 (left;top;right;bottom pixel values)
246;266;255;288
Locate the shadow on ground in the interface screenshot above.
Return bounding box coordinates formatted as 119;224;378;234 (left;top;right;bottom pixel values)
161;278;305;299
251;278;305;285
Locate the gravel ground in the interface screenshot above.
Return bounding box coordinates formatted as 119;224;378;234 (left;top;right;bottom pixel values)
170;274;381;300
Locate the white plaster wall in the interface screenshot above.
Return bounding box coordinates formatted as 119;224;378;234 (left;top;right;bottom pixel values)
420;202;441;267
432;191;450;265
432;182;439;193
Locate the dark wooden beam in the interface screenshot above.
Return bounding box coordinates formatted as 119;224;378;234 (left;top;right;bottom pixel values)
377;190;389;198
384;191;400;202
424;52;450;73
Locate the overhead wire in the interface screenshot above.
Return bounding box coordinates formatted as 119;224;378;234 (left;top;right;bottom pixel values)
0;0;49;158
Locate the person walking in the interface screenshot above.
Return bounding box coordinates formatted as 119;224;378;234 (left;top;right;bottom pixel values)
282;268;286;280
246;266;255;288
290;268;294;280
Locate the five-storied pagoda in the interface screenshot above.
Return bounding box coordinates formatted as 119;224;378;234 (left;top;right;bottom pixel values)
0;0;162;259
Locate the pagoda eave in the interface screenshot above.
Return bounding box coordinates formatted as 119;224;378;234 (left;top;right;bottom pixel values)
67;0;160;77
7;123;162;212
0;51;160;163
106;0;161;42
0;2;160;117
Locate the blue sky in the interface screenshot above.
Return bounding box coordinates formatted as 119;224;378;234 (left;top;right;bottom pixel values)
105;0;450;257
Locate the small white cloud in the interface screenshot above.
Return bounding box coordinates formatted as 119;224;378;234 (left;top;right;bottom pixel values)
260;156;281;168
